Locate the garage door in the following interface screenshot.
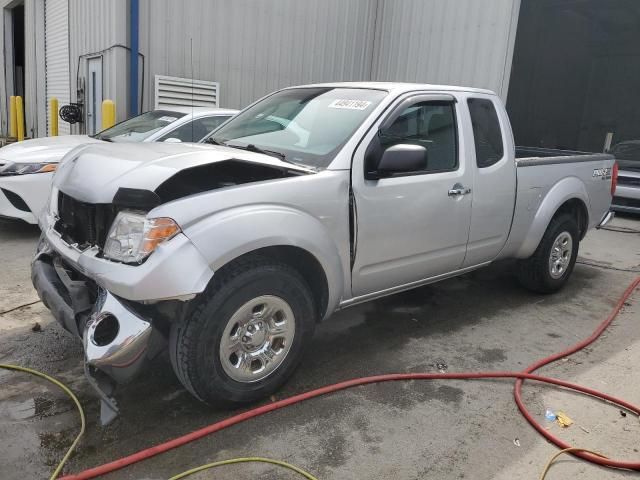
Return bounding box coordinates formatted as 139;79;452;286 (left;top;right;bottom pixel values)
45;0;70;135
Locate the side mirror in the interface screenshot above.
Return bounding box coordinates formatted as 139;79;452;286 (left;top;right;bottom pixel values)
163;138;182;143
373;144;428;178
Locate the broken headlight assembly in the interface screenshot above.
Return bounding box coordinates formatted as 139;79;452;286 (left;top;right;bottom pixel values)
103;211;181;264
0;161;58;176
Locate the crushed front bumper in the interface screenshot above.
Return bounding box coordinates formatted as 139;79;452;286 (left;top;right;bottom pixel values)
32;242;164;424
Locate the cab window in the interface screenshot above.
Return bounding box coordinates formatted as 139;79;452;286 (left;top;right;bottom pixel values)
367;101;458;175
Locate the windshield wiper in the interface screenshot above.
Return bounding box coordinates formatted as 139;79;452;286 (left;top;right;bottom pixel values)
226;143;287;162
205;137;226;146
214;141;318;171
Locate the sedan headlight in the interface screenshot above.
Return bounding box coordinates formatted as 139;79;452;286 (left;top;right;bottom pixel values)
103;211;181;264
0;161;58;176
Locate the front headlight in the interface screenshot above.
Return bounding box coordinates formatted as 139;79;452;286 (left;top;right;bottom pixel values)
0;161;58;176
103;211;181;264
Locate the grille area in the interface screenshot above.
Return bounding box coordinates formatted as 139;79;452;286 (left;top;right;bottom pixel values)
55;192;117;249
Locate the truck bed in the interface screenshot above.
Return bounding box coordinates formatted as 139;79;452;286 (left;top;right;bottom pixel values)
516;146;612;166
497;147;615;261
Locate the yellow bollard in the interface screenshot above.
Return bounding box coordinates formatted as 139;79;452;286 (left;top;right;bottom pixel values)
9;96;17;138
101;100;116;130
15;96;25;141
50;97;59;136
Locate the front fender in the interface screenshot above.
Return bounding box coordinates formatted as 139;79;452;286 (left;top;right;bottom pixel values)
182;204;345;316
515;176;590;259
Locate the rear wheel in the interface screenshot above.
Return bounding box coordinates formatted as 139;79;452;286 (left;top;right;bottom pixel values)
516;214;579;294
170;256;316;406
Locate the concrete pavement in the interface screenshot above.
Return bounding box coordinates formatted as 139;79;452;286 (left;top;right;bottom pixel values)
0;215;638;480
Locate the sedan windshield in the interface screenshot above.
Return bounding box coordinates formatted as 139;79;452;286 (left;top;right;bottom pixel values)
95;110;186;143
210;87;387;169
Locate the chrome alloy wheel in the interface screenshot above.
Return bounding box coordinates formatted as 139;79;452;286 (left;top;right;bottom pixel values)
548;231;573;279
219;295;296;383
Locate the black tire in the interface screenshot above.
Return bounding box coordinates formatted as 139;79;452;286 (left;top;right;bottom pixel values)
516;214;580;294
170;255;316;406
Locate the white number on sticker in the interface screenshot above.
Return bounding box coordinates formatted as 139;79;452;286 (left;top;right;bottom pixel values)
329;99;372;110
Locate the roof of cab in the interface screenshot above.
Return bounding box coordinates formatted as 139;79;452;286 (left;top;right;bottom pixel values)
285;81;496;96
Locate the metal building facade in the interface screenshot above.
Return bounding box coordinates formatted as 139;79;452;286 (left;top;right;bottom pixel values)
137;0;521;110
68;0;129;127
371;0;520;99
138;0;379;110
2;0;521;136
45;0;71;135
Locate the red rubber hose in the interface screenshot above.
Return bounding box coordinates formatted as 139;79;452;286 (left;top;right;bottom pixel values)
514;276;640;470
61;277;640;479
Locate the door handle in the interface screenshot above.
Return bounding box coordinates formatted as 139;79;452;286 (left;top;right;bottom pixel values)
448;183;471;197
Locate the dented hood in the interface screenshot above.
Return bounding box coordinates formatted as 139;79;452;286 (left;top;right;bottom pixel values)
53;142;312;204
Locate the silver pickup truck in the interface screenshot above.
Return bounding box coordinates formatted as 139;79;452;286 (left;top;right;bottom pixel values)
32;82;616;422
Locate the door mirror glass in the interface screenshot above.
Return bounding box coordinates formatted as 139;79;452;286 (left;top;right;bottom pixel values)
374;144;428;178
163;137;182;143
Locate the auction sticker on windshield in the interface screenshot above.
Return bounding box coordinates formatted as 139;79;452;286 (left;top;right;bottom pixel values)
329;99;372;110
158;116;178;123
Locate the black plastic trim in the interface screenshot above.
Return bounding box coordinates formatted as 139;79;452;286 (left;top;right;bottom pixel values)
113;187;161;210
1;188;30;212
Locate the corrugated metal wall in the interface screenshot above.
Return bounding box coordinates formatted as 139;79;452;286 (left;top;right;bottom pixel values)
45;0;71;135
23;0;46;138
28;0;520;135
68;0;129;128
371;0;520;98
139;0;379;110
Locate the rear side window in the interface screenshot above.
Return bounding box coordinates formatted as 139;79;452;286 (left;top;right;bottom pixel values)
468;98;504;168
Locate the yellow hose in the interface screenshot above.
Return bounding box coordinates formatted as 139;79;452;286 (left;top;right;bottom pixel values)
0;364;86;480
168;456;319;480
539;447;608;480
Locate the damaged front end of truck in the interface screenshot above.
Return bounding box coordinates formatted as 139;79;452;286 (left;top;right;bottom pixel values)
31;142;315;424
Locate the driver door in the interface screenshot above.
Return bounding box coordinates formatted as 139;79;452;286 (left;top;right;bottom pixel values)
350;94;473;297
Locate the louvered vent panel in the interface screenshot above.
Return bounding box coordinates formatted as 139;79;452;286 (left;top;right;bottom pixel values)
154;75;219;109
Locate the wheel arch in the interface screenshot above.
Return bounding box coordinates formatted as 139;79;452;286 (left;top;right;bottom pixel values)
183;205;345;321
216;245;331;321
515;176;590;259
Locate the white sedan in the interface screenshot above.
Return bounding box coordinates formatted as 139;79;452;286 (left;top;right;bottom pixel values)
0;106;238;224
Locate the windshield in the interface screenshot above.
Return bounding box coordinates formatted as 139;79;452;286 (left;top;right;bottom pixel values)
210;87;387;169
95;110;186;143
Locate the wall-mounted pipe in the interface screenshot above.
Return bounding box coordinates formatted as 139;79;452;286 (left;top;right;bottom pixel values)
129;0;139;117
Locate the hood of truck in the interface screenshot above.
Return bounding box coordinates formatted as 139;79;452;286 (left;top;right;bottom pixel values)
53;142;314;204
0;135;103;164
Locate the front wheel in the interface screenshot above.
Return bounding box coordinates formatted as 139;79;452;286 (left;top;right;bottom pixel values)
516;214;580;294
169;256;316;406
